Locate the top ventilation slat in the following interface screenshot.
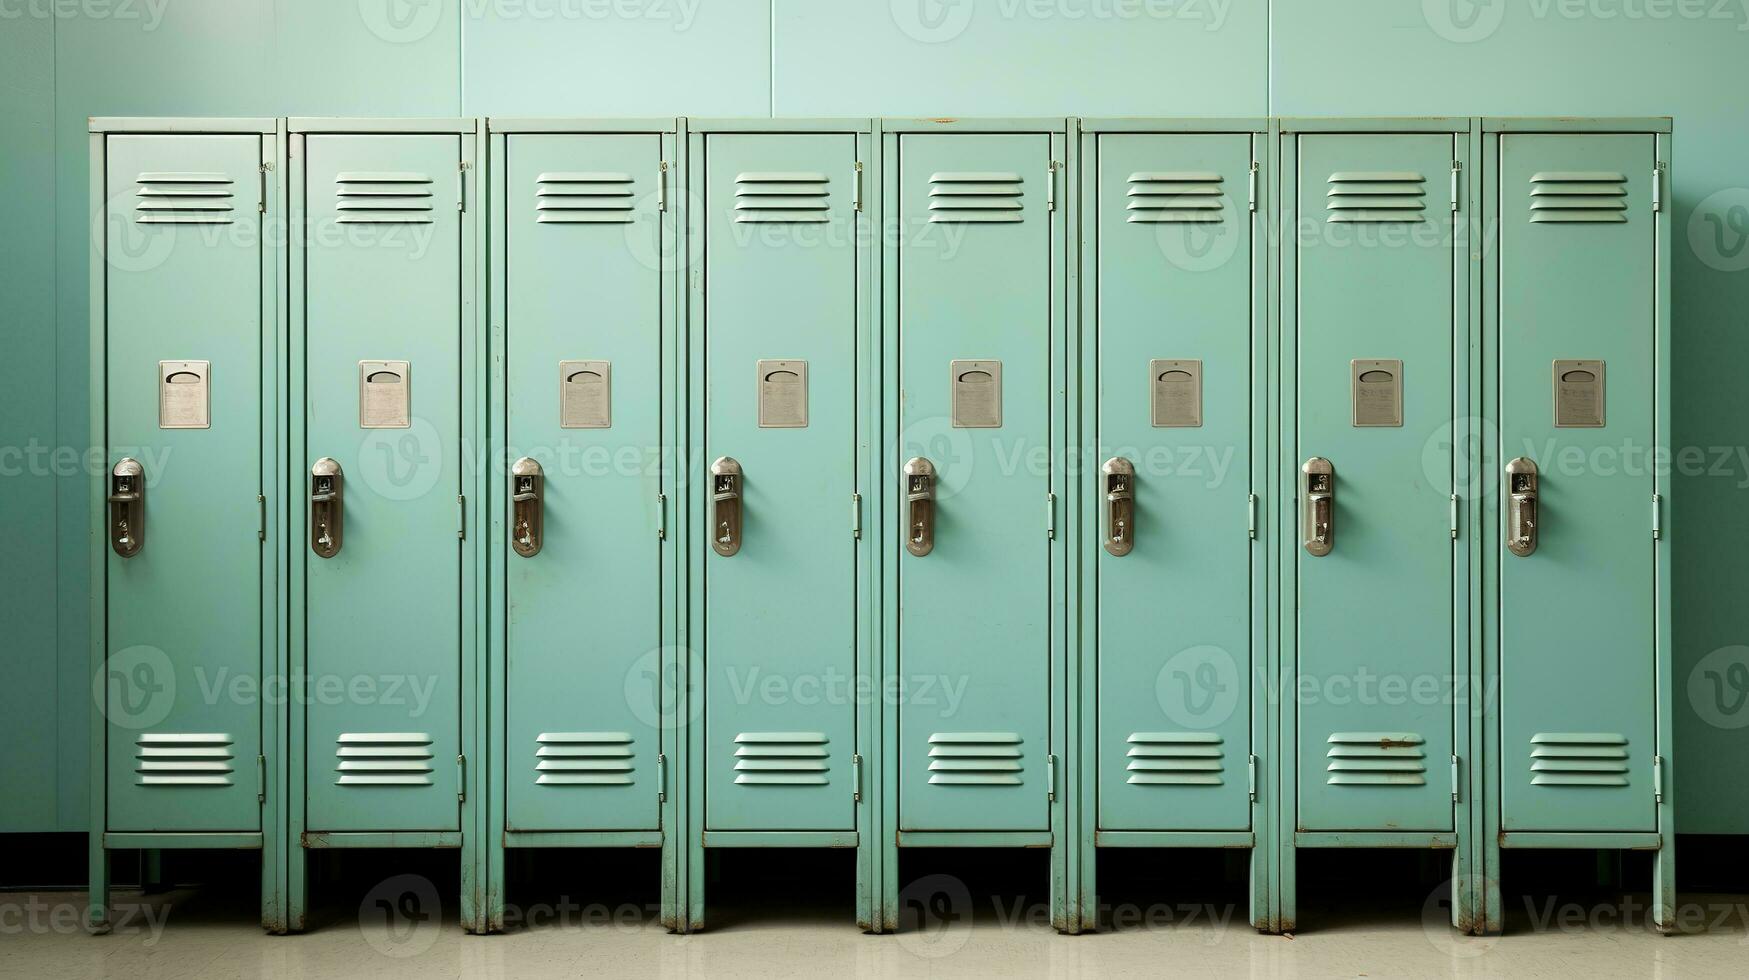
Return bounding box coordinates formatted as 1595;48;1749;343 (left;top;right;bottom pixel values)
535;172;635;225
734;171;829;224
1528;171;1629;224
928;172;1023;224
135;172;238;225
1326;171;1425;223
336;172;436;225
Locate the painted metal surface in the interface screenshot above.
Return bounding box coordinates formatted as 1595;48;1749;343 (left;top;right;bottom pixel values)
1496;133;1657;834
1291;132;1458;834
300;132;464;833
701;131;860;832
894;130;1056;833
501;132;665;833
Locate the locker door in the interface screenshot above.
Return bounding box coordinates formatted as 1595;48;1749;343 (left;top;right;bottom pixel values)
1095;133;1253;832
897;132;1054;832
504;134;664;832
703;133;858;832
103;134;264;832
1498;134;1656;832
1295;133;1456;833
302;134;463;832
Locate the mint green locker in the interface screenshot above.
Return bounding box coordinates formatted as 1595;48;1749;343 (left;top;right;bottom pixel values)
1479;119;1673;935
499;129;667;834
687;121;875;931
88;119;283;932
886;121;1065;862
1076;121;1269;931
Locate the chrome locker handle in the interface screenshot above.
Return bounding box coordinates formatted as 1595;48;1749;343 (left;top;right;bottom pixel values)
904;457;936;557
1506;457;1538;558
310;458;344;559
1102;457;1135;557
108;458;146;559
1302;457;1334;557
510;457;544;558
710;457;743;557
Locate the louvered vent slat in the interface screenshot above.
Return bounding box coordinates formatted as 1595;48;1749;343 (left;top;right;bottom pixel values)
1529;172;1628;224
929;172;1023;224
734;171;829;223
135;172;236;225
1529;733;1629;787
1125;732;1224;786
928;732;1023;785
1127;171;1226;224
733;732;829;785
1326;732;1427;786
534;732;636;785
536;171;635;224
335;732;433;786
136;733;234;786
1326;171;1426;224
335;172;434;225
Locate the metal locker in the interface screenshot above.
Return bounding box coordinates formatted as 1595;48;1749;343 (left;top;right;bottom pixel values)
88;118;283;932
688;121;874;930
287;119;482;932
883;120;1067;926
1480;119;1673;934
1277;121;1473;931
1076;121;1268;931
487;120;679;931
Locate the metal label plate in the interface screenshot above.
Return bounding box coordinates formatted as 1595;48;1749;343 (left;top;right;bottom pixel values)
559;359;612;429
1553;358;1605;428
1351;358;1403;427
1150;358;1202;428
757;359;808;428
951;359;1002;428
158;359;210;429
358;360;411;429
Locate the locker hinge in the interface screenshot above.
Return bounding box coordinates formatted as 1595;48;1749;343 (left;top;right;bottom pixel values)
852;753;863;802
656;753;667;803
1247;755;1258;802
1046;161;1059;211
1450;494;1460;539
853;161;864;212
851;492;862;539
1451;755;1461;802
1651;493;1662;539
1450;161;1462;212
658;160;669;212
1046;753;1057;802
257;493;267;541
1652;164;1665;212
1046;492;1057;538
256;755;266;803
458;495;467;540
1247;493;1258;539
1653;755;1664;804
258;162;270;213
656;492;667;539
457;755;466;802
1247;161;1259;213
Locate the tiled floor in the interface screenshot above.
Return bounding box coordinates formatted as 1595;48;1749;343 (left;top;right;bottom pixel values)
5;885;1747;979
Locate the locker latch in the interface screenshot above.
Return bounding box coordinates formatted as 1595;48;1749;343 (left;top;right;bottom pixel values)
309;459;343;559
108;458;146;559
1247;755;1258;802
457;755;467;803
853;161;863;213
1451;755;1460;803
1046;161;1059;211
1506;459;1538;556
851;492;862;539
1046;753;1057;803
852;753;863;802
258;162;270;213
1301;457;1334;557
656;492;667;540
511;458;544;558
457;161;470;211
1450;161;1461;212
1653;755;1664;804
1102;458;1135;557
1652;164;1665;212
657;753;667;803
903;457;936;557
256;755;266;804
1247;161;1259;213
1247;493;1258;540
658;160;669;212
710;457;744;557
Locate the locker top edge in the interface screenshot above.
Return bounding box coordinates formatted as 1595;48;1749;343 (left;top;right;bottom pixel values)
687;118;872;134
1277;116;1472;134
489;117;680;134
1481;116;1671;134
1080;117;1267;134
881;117;1068;133
288;117;477;135
90;116;276;135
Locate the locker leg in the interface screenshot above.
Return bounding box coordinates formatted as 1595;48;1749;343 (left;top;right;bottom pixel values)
141;849;166;894
285;847;309;934
87;840;111;935
461;835;484;935
1479;837;1503;936
1273;845;1296;935
483;846;506;934
1652;842;1677;935
1247;849;1273;933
